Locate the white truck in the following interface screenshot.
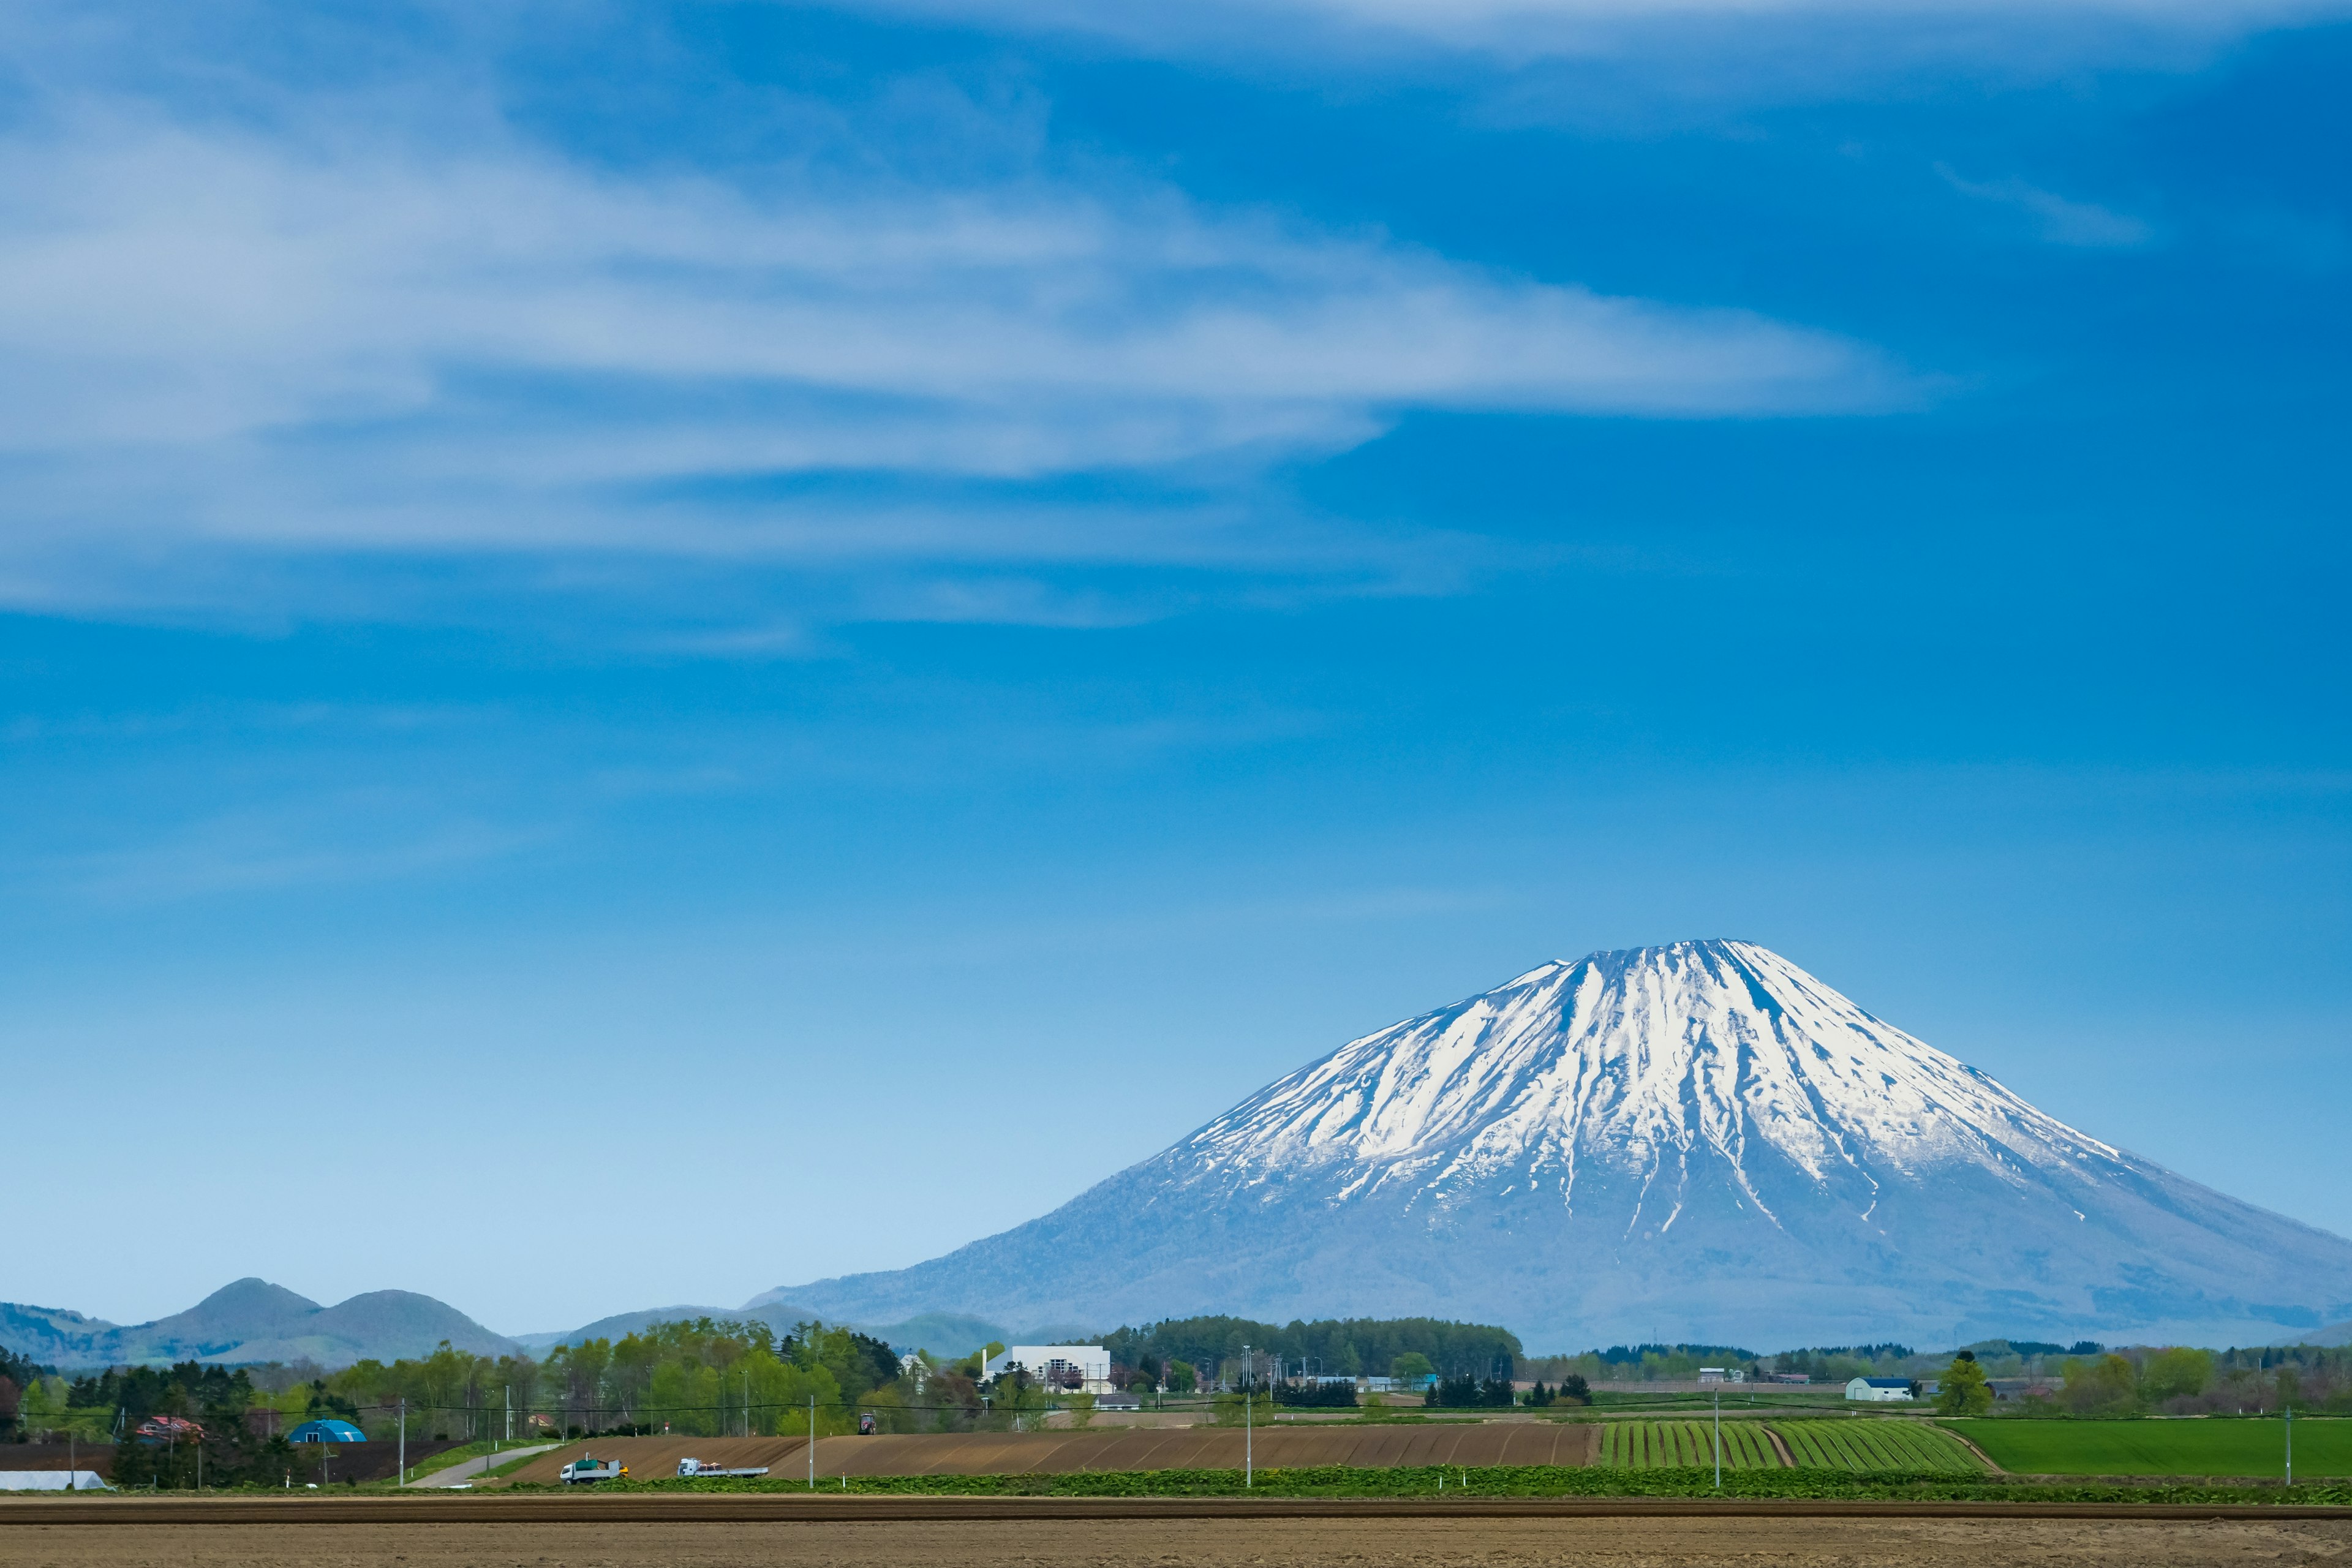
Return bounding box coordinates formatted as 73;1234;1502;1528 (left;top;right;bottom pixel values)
559;1455;628;1485
676;1458;771;1479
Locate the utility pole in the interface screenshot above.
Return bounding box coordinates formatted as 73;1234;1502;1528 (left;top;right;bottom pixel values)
2286;1404;2294;1485
399;1400;407;1485
809;1396;816;1489
1713;1390;1721;1491
1242;1344;1254;1488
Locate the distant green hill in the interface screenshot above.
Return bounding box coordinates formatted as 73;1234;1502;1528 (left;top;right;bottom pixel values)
0;1278;516;1368
516;1302;1008;1359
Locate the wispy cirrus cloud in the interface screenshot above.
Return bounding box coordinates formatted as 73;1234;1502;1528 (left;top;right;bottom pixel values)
0;4;1910;633
819;0;2348;85
0;111;1896;462
1937;164;2156;247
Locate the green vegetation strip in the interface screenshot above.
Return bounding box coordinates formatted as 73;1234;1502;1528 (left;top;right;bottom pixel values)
507;1463;2352;1504
1773;1422;1983;1475
1953;1419;2352;1479
1599;1422;1781;1469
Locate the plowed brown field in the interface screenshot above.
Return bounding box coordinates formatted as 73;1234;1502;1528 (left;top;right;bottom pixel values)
497;1423;1598;1485
4;1510;2345;1567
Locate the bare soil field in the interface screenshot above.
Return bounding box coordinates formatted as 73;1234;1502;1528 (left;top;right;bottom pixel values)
4;1510;2348;1567
496;1425;1600;1486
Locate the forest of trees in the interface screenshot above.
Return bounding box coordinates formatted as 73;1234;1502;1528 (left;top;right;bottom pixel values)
4;1318;956;1455
329;1319;907;1438
2023;1345;2352;1416
11;1319;2351;1467
1518;1341;1939;1385
1098;1315;1523;1388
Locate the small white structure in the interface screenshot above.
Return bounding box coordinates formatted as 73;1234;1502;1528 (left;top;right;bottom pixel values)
1845;1376;1915;1403
987;1344;1112;1393
0;1472;110;1491
1697;1368;1746;1385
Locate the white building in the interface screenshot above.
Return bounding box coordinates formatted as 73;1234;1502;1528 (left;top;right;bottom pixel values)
986;1344;1113;1393
1845;1376;1915;1402
1697;1368;1746;1385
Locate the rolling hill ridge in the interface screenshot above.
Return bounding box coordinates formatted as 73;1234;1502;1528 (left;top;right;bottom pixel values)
0;1277;517;1368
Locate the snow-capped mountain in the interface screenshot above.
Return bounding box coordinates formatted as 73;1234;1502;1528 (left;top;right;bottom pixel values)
758;940;2352;1348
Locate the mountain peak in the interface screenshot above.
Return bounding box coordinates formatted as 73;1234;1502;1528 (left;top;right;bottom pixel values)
179;1278;323;1330
0;1279;514;1370
760;940;2352;1347
1178;937;2114;1210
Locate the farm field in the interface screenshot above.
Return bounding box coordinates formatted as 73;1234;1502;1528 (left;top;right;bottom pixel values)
1956;1419;2352;1478
1593;1419;1983;1475
495;1424;1599;1485
9;1512;2351;1568
1596;1421;1781;1469
1774;1421;1985;1474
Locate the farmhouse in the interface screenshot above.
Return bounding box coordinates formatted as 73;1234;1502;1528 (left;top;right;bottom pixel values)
1844;1376;1915;1403
986;1345;1112;1393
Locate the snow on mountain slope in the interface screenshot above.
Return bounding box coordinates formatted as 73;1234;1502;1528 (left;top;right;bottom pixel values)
758;941;2352;1348
1177;940;2121;1224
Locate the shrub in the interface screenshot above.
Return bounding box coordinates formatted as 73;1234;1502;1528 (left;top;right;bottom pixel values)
2140;1348;2214;1405
2058;1355;2139;1416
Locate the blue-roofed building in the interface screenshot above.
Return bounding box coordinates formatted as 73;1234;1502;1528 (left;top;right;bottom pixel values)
1844;1377;1916;1403
287;1419;366;1444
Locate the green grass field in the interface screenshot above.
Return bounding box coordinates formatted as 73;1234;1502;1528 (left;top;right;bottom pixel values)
1954;1419;2352;1478
1596;1420;1782;1469
1773;1420;1985;1474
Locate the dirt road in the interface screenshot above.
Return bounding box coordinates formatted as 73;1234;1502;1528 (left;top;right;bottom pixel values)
409;1445;560;1489
2;1510;2346;1567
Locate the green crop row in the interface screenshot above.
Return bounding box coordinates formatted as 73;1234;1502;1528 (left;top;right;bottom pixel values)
1774;1420;1984;1474
1594;1418;1979;1475
1596;1420;1781;1469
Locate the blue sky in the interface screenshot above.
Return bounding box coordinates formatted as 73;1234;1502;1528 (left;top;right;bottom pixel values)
3;0;2346;1341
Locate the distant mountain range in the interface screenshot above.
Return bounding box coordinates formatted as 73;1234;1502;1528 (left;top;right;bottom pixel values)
0;1278;515;1369
18;943;2352;1368
746;940;2352;1350
0;1278;1008;1370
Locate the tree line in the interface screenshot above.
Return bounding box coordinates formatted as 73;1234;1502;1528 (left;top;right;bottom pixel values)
1097;1315;1524;1388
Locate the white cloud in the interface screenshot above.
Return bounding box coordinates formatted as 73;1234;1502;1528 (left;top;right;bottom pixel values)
1937;165;2156;248
0;100;1896;573
821;0;2344;77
